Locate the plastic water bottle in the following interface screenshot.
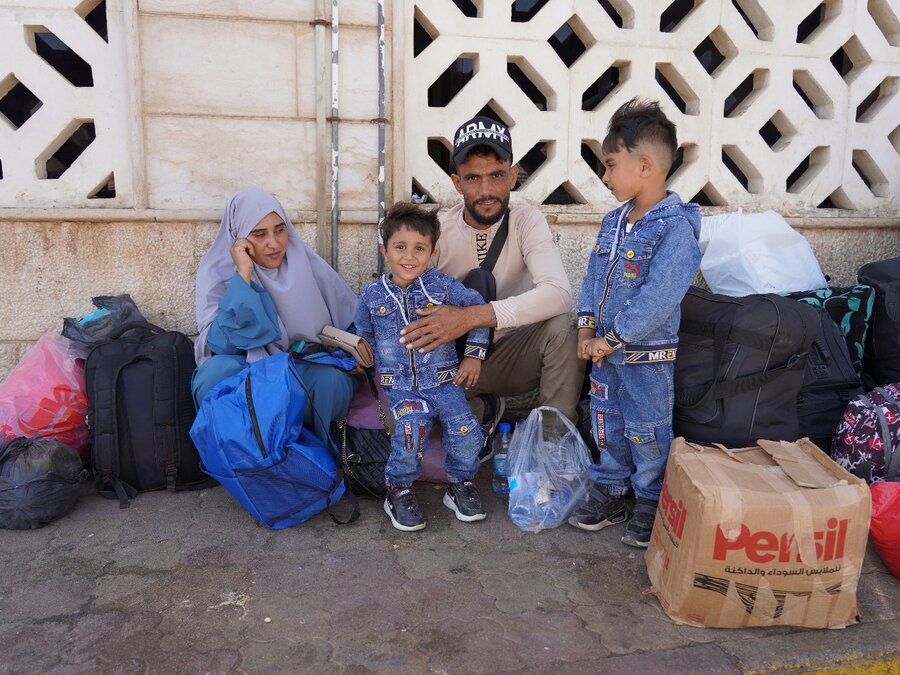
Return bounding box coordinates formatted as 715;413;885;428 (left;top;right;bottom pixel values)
492;422;512;494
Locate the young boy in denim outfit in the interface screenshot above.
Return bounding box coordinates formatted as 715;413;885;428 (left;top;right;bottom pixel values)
355;202;491;531
570;98;701;547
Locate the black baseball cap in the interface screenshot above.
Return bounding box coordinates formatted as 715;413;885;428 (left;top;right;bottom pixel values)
452;115;513;166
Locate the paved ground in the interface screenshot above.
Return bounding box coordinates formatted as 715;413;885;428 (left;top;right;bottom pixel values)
1;471;898;674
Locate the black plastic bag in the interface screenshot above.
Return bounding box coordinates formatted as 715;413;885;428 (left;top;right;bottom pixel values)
0;436;87;529
62;294;146;347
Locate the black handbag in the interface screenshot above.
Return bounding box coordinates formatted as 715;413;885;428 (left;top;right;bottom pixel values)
456;210;509;359
333;371;391;498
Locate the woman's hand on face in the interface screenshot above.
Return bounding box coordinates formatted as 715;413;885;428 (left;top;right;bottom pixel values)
231;238;255;284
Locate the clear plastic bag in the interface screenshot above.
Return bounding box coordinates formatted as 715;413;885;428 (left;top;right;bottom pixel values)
0;334;89;457
700;210;827;296
507;406;592;532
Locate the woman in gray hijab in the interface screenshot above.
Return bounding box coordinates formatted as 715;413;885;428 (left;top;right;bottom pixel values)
193;188;358;439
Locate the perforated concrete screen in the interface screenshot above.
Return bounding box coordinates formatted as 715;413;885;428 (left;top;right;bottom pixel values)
403;0;899;216
0;1;133;208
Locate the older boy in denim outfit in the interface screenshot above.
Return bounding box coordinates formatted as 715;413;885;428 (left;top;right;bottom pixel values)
355;202;490;532
570;99;701;547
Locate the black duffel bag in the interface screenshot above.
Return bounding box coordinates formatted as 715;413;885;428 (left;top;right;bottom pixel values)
674;288;820;447
857;256;900;387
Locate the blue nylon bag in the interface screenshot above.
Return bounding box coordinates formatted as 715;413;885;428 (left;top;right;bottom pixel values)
190;352;357;529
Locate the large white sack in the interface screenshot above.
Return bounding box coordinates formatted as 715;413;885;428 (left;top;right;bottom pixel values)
699;209;827;296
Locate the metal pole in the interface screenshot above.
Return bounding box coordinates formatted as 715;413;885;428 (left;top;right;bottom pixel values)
313;0;330;261
329;0;340;270
376;0;386;274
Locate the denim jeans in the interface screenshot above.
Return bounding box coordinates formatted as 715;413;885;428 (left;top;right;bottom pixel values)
588;360;674;501
385;383;482;487
465;313;582;423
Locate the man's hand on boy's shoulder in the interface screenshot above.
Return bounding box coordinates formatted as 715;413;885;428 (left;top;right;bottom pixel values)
400;303;496;353
453;356;481;389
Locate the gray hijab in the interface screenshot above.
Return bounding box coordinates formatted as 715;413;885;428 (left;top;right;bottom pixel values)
194;188;357;365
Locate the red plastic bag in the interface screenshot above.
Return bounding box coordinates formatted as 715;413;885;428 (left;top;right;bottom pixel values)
0;334;89;461
870;482;900;578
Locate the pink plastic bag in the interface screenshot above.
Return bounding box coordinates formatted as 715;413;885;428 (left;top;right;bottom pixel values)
345;373;448;483
870;482;900;578
0;334;89;460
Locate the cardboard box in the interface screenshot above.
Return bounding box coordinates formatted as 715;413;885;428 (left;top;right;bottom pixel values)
645;438;871;628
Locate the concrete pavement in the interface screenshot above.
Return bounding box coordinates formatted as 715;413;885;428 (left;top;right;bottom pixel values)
1;473;898;674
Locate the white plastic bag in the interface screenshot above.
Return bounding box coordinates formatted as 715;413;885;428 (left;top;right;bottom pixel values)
700;210;827;296
507;406;592;533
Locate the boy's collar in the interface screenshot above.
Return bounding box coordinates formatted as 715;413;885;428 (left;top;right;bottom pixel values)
383;267;435;290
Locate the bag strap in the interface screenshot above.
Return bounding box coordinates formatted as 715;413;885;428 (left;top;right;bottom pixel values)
479;210;510;274
334;369;391;500
147;344;181;492
363;369;390;433
872;387;900;481
676;355;805;409
108;321;165;340
89;352;140;507
674;317;731;409
288;361;360;524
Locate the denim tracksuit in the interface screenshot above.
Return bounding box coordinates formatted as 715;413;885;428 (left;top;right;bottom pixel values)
354;267;490;487
577;192;701;501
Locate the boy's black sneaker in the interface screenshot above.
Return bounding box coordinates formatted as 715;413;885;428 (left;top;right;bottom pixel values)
384;486;426;532
443;480;487;522
622;498;658;548
568;483;628;531
477;394;506;463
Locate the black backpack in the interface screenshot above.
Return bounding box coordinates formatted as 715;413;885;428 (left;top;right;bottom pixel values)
857;257;900;387
674;288;820;448
796;307;864;452
84;322;213;507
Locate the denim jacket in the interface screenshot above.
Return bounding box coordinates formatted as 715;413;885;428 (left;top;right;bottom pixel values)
354;267;490;391
577;192;701;366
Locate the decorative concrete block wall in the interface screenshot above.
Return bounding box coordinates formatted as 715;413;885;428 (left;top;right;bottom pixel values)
401;0;899;216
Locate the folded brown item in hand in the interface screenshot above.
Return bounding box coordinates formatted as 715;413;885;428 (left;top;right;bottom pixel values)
318;326;375;368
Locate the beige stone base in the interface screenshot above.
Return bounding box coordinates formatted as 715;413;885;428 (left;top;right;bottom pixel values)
0;217;898;381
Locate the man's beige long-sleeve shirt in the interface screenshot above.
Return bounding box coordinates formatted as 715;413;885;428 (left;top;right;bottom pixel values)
435;203;573;340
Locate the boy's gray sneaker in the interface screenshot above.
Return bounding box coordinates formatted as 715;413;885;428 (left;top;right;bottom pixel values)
568;483;628;531
443;480;487;522
622;498;658;548
384;486;426;532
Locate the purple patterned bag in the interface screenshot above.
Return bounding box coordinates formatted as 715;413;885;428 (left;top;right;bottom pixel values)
831;383;900;483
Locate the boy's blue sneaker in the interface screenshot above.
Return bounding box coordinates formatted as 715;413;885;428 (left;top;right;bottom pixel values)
622;498;658;548
568;483;628;531
384;486;426;532
443;480;487;522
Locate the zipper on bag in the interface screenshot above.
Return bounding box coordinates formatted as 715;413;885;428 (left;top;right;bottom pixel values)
244;373;268;459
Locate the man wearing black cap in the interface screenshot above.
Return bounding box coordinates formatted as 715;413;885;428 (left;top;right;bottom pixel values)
399;115;582;429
